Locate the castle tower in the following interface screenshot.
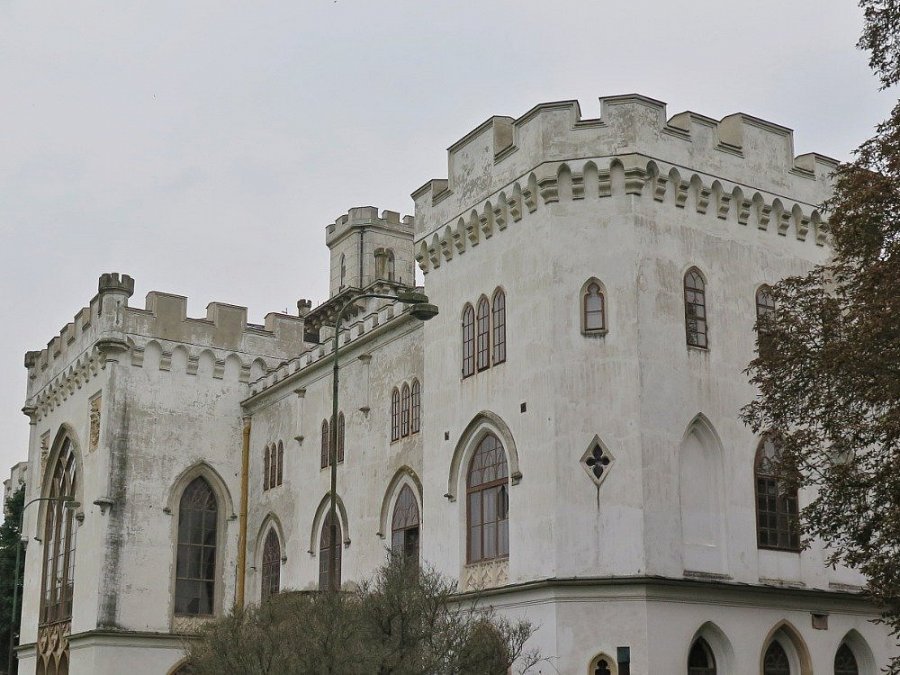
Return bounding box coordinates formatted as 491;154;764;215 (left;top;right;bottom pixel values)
325;206;416;296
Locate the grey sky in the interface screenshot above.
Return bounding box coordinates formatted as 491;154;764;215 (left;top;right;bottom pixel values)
0;1;895;483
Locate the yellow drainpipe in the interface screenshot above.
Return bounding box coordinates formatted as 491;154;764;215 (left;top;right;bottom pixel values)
236;416;251;609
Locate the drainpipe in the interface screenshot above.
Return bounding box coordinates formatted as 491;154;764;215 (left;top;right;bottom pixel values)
358;227;365;288
236;416;251;609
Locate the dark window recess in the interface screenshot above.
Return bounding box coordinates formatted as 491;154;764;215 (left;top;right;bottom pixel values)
318;511;342;591
688;638;717;675
584;442;611;480
337;413;345;463
391;484;420;565
175;477;217;616
261;529;281;601
320;419;329;469
684;268;708;348
462;305;475;377
763;642;790;675
476;297;491;371
492;289;506;364
583;282;606;333
755;437;800;551
834;644;859;675
400;384;411;437
410;380;421;434
39;437;78;626
467;433;509;564
391;388;401;441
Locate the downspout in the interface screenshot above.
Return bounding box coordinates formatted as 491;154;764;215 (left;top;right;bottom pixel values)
358;227;365;288
236;416;251;609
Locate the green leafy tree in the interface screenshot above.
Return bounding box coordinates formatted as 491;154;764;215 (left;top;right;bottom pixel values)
0;485;25;674
743;2;900;670
183;552;542;675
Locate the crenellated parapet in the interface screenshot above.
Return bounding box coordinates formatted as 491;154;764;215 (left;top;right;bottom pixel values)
412;94;838;274
325;206;414;246
24;274;311;407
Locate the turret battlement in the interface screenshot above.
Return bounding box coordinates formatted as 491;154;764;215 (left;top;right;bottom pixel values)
24;274;309;401
412;94;838;245
325;206;414;246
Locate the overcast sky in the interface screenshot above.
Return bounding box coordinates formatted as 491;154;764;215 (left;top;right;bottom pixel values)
0;1;895;489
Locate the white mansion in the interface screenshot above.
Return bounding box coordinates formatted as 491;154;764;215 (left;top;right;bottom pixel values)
14;94;899;674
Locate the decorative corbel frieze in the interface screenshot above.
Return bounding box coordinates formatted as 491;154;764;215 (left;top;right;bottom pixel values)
717;192;732;220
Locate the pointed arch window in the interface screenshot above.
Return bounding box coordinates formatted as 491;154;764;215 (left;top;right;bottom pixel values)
263;445;270;491
391;485;420;564
834;643;859;675
684;268;708;348
318;511;342;591
466;433;509;564
321;419;330;469
476;297;491;371
276;441;283;485
40;437;78;626
175;477;218;616
763;642;790;675
582;281;606;334
261;529;281;601
756;285;776;353
688;638;717;675
391;388;401;441
410;380;421;434
492;289;506;365
400;383;411;437
755;437;800;551
269;444;277;488
462;304;475;378
386;250;396;282
339;253;346;288
337;413;345;463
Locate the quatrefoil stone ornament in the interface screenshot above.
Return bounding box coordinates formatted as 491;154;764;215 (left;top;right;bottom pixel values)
580;435;615;486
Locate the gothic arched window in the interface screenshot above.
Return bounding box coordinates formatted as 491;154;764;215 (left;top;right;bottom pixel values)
410;379;421;434
834;643;859;675
688;638;717;675
339;253;346;288
391;388;401;442
263;445;270;491
684;267;708;348
386;250;395;282
763;642;790;675
261;529;281;601
466;433;509;564
755;436;800;551
269;444;277;488
175;477;218;616
337;413;345;463
276;441;283;485
476;297;491;371
391;484;420;564
40;437;78;627
321;419;330;469
318;511;342;591
401;383;411;437
756;284;776;353
582;281;606;334
462;304;475;378
492;288;506;365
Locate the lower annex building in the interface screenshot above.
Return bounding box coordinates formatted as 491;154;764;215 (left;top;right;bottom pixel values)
14;94;899;674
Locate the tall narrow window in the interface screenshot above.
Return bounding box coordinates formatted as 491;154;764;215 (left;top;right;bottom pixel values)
321;419;330;469
835;644;859;675
688;638;717;675
391;484;420;565
582;281;606;334
175;477;218;616
339;253;346;288
400;383;411;437
276;441;284;485
269;444;278;488
337;413;345;463
318;511;342;591
492;289;506;365
386;250;395;282
476;297;491;371
462;304;475;378
763;642;790;675
684;268;708;348
261;529;281;601
466;433;509;564
756;285;776;354
40;437;78;627
755;437;800;551
410;380;421;434
263;445;270;491
391;388;401;441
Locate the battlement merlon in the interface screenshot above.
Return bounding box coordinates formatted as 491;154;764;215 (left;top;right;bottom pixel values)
325;206;415;247
24;273;310;397
411;94;840;239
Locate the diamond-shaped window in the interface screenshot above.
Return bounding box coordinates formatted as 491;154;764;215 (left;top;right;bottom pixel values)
580;435;615;486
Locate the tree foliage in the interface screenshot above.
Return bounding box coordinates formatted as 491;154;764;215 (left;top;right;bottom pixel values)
743;6;900;668
183;553;541;675
0;485;25;673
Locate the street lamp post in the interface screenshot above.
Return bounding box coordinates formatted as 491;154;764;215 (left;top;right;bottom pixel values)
7;495;79;675
326;290;437;592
